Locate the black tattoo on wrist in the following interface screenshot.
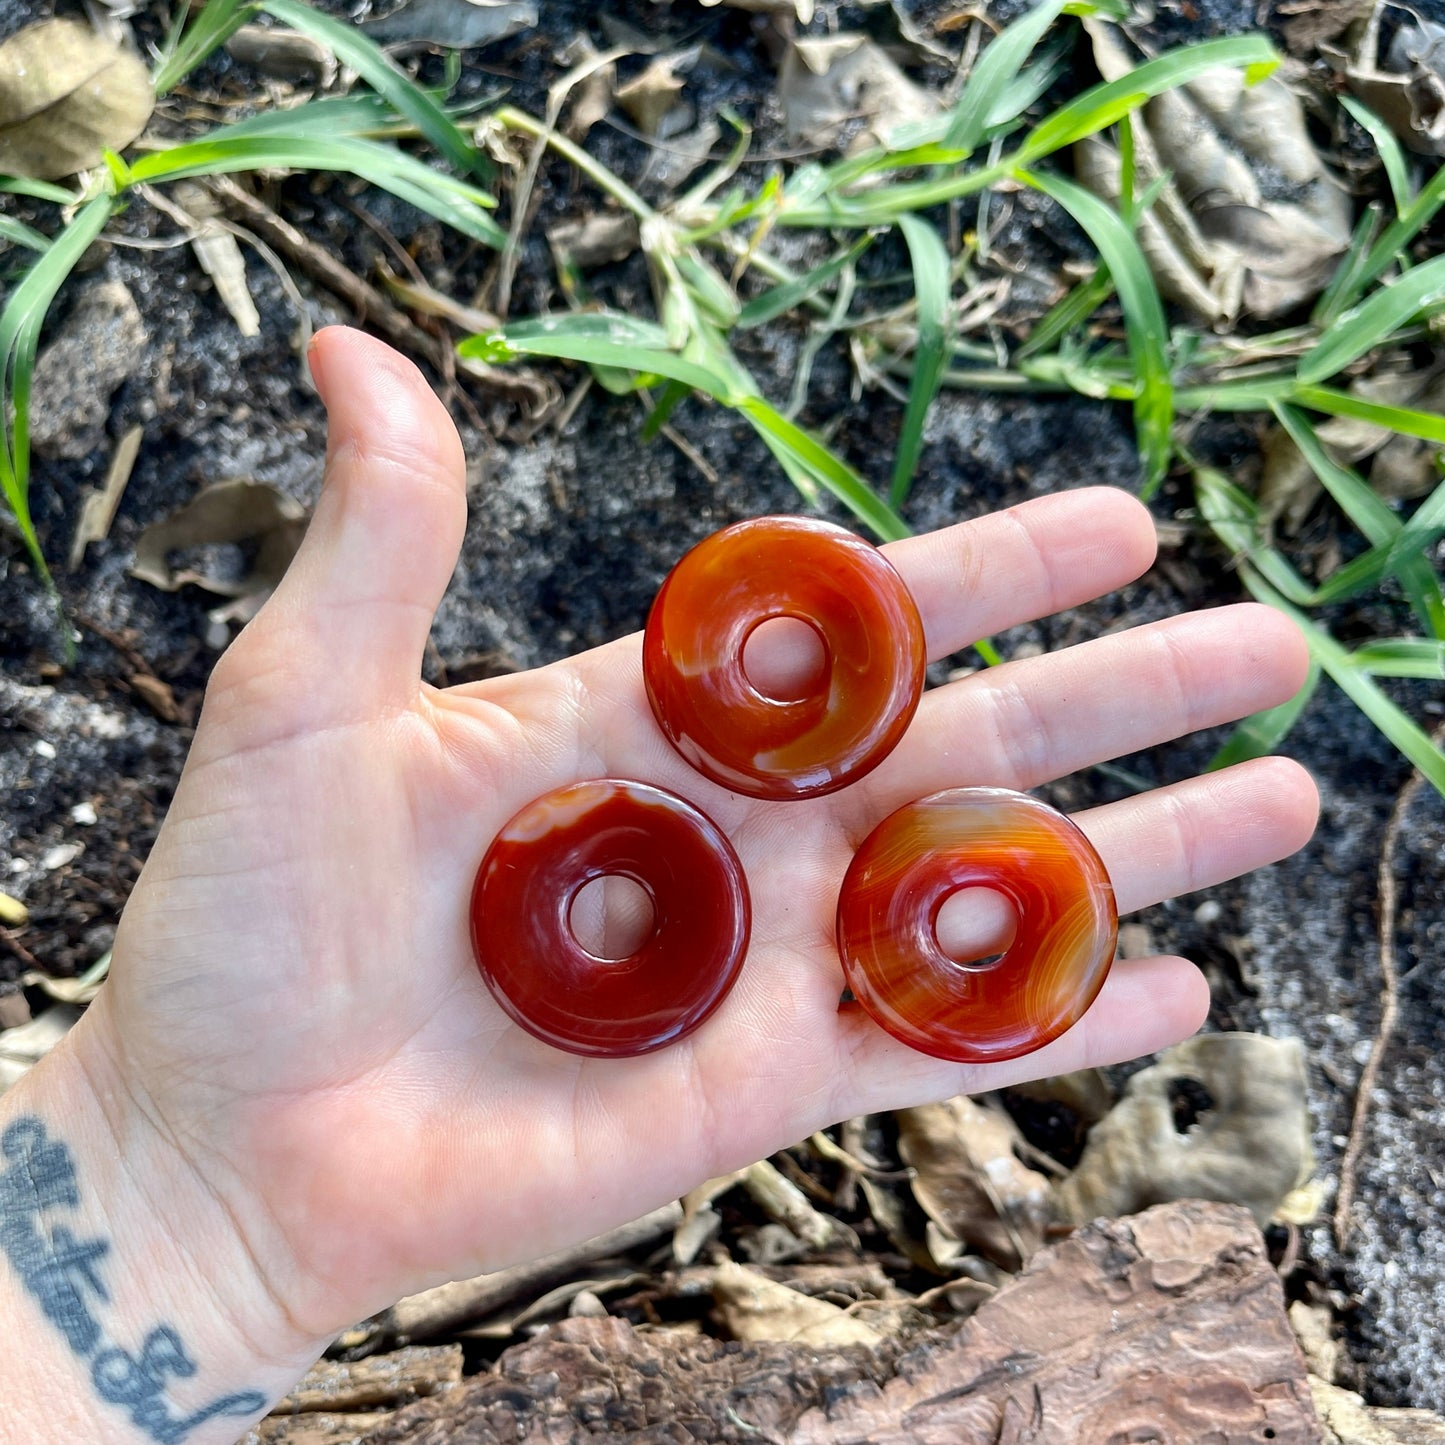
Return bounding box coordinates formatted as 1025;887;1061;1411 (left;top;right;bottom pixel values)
0;1116;267;1443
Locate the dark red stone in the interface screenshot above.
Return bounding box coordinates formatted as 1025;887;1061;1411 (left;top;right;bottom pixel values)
836;788;1117;1063
470;779;750;1057
643;516;925;800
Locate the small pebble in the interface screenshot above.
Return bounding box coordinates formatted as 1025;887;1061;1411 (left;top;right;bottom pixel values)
568;1290;608;1319
41;842;83;872
1193;900;1222;926
34;739;56;760
204;617;232;651
70;802;98;827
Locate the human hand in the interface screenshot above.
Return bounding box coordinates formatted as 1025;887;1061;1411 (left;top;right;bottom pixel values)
30;328;1315;1404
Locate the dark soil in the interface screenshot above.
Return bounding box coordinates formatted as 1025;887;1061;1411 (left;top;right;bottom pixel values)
3;0;1444;1414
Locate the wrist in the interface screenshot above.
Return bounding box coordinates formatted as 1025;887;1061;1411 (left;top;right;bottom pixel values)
0;1001;327;1444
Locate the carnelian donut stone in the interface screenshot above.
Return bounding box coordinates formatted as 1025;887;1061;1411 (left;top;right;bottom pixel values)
471;779;750;1057
836;788;1117;1063
643;516;925;800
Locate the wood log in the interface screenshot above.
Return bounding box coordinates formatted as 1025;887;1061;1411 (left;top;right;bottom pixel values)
358;1200;1322;1443
276;1345;463;1413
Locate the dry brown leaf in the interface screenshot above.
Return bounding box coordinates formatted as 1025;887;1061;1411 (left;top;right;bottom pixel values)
69;424;143;572
1057;1033;1315;1228
700;0;814;21
1007;1069;1114;1126
0;18;153;180
130;479;308;611
226;24;337;85
675;1170;744;1266
1261;367;1445;530
1327;6;1445;157
740;1160;852;1251
1079;21;1349;322
360;0;537;49
129;673;180;724
615;55;687;137
779;35;939;151
547;212;641;271
897;1096;1051;1270
711;1262;884;1346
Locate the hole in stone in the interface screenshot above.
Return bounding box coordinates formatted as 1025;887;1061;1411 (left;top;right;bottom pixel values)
1167;1076;1215;1134
934;887;1019;970
743;616;827;702
569;876;656;961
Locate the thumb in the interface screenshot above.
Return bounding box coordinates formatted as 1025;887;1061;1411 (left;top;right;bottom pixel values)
238;327;467;720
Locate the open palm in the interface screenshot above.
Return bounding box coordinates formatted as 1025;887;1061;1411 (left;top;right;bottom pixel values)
88;328;1316;1344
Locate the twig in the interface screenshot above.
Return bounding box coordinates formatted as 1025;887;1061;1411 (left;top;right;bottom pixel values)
492;46;629;318
1334;724;1445;1246
380;1202;681;1344
204;175;447;366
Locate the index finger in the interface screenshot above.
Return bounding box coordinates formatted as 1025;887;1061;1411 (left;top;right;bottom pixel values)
882;487;1158;662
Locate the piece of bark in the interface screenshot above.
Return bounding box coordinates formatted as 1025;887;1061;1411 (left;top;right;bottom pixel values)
1312;1376;1445;1443
276;1346;462;1413
380;1203;682;1343
796;1199;1318;1444
357;1200;1320;1443
244;1413;391;1444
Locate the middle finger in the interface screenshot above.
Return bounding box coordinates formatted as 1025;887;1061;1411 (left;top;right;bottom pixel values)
852;602;1309;821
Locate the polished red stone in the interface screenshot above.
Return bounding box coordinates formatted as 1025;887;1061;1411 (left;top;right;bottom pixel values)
642;516;926;800
836;788;1117;1063
470;779;750;1057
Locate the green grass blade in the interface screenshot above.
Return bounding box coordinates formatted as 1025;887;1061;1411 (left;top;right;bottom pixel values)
944;0;1069;152
1357;160;1445;295
1017;268;1116;360
128;136;504;246
1023;169;1173;496
467;315;910;541
0;196;114;586
0;176;78;203
0;216;49;252
737;235;871;328
1273;403;1404;544
261;0;488;181
1311;202;1383;328
1013;35;1279;167
1311;479;1445;604
1192;463;1317;605
153;0;258;94
890;214;951;507
736;397;910;542
1339;95;1412;216
1176;376;1296;411
1245;569;1445;797
213;93;403;141
1298;251;1445;384
1209;659;1322;770
1272;402;1445;636
1291;383;1445;446
1348;639;1445;679
639;380;692;441
465;315;734;394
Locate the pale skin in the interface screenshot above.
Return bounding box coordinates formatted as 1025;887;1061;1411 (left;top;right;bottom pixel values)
1;327;1319;1442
